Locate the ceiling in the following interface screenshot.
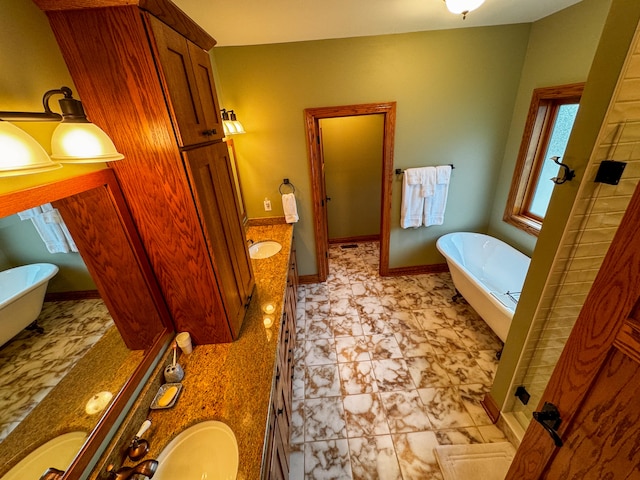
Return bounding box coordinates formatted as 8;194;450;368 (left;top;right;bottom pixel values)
172;0;583;47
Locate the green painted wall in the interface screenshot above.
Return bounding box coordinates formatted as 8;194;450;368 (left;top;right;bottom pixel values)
488;0;613;254
490;0;640;408
321;115;384;240
213;25;531;275
0;0;97;292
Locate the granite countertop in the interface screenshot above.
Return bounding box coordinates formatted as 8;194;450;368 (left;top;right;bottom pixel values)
112;222;295;480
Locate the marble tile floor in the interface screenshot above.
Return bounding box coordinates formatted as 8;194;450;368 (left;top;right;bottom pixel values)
0;299;114;441
290;242;508;479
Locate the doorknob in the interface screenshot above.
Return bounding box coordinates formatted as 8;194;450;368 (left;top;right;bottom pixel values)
532;402;563;447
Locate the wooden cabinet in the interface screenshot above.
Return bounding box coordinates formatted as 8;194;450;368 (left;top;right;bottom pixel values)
264;248;298;479
147;15;224;146
38;2;253;344
184;142;254;337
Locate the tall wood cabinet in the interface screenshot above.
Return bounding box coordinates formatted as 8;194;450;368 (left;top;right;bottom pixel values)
36;0;254;343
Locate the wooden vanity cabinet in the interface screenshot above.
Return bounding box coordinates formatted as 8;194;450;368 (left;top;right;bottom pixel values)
37;1;253;344
264;248;298;479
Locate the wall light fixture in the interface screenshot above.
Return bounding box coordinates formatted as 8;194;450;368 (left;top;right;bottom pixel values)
221;108;246;136
0;86;123;177
444;0;485;19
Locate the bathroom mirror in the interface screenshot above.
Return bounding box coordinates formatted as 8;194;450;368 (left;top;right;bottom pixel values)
0;169;172;478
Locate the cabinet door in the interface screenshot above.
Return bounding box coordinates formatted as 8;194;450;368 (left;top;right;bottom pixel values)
188;41;224;141
184;143;254;338
147;15;223;146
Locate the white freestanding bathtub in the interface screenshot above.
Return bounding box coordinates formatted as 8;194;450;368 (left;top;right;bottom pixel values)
0;263;59;346
436;232;530;342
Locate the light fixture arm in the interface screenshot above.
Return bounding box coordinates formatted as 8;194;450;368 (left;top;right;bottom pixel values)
0;86;89;123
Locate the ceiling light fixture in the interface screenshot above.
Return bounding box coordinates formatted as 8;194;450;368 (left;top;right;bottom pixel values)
444;0;485;19
0;86;123;177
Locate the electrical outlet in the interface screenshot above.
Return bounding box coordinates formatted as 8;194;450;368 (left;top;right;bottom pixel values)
264;198;272;211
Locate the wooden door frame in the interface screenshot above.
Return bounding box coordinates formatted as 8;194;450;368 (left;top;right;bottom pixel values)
304;102;396;282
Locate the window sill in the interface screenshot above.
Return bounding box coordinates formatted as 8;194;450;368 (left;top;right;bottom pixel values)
503;214;541;237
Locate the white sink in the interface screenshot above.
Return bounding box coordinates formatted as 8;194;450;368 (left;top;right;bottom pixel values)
249;240;282;259
1;431;87;480
154;421;238;480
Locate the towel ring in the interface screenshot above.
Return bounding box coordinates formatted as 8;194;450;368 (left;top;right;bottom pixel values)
279;178;296;194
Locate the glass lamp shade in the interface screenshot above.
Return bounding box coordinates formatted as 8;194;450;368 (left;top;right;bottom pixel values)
0;121;62;177
50;122;124;163
445;0;485;15
232;120;246;134
223;120;237;136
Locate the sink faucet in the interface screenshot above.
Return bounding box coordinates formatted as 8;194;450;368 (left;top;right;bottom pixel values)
39;468;64;480
247;238;254;245
106;459;158;480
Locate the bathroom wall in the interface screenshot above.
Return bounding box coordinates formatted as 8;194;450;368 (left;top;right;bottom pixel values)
491;0;640;412
213;25;531;275
321;114;384;240
0;215;95;292
0;0;99;291
488;0;613;255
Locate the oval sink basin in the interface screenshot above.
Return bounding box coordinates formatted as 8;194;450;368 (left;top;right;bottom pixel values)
1;431;87;480
154;421;238;480
249;240;282;259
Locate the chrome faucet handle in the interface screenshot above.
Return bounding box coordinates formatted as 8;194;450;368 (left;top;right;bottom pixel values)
128;419;151;461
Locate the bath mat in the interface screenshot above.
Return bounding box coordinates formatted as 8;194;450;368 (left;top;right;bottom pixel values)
434;442;516;480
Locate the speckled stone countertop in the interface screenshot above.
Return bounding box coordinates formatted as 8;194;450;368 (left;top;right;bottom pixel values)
92;222;294;480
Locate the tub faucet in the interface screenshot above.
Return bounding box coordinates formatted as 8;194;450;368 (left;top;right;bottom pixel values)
106;459;158;480
39;468;64;480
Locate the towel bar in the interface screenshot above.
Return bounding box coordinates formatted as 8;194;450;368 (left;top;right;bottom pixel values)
395;164;455;175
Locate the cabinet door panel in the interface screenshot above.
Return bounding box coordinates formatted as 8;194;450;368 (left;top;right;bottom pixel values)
184;143;254;338
148;15;210;147
188;42;224;142
211;143;255;305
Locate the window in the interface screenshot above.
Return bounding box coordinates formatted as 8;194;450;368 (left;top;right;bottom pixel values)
504;83;584;235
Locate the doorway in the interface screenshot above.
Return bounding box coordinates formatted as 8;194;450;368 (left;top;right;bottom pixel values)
304;102;396;282
320;114;384;243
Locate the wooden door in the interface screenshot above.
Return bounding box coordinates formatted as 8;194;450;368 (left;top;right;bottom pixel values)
506;181;640;478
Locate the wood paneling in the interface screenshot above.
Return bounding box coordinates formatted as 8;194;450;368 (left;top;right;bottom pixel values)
54;172;170;349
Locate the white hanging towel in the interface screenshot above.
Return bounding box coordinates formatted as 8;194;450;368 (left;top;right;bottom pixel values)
423;165;452;226
17;203;78;253
282;192;299;223
401;167;436;228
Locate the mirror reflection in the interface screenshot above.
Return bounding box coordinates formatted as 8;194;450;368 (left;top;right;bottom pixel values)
0;198;146;477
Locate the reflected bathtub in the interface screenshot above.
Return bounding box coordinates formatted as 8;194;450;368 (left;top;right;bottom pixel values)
0;263;59;346
436;232;530;342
